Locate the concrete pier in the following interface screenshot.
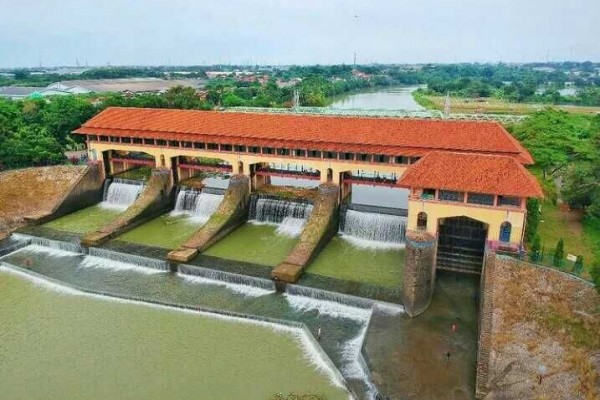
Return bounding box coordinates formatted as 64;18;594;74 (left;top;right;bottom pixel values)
403;230;437;317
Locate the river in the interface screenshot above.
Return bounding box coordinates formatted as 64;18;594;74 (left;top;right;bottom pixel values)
327;85;425;111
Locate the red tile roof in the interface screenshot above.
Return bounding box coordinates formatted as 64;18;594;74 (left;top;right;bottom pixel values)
74;107;534;163
397;152;543;197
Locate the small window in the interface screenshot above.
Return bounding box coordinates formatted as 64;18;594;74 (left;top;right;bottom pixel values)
249;146;260;154
133;138;143;144
307;150;321;158
422;188;436;200
207;143;218;150
99;135;109;142
499;221;512;242
156;139;167;146
193;142;205;149
110;136;120;143
357;153;371;162
467;193;494;206
88;135;98;141
498;195;520;207
439;190;464;202
324;151;337;159
121;137;131;144
144;138;155;145
341;152;354;160
277;148;290;156
375;155;389;163
417;212;428;231
234;145;246;152
293;149;306;157
220;144;232;151
169;140;179;147
262;147;274;155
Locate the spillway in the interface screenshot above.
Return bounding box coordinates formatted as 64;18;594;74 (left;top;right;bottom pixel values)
173;188;224;223
101;178;144;209
249;195;313;237
341;209;407;249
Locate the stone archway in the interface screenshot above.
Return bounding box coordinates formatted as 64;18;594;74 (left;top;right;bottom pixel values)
436;216;487;274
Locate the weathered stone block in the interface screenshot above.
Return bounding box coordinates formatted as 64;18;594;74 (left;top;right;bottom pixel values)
402;230;437;317
166;247;198;263
272;262;304;283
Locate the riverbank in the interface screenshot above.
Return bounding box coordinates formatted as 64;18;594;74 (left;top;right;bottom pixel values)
413;91;600;115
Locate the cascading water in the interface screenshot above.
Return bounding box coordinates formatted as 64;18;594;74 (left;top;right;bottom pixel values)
172;188;224;223
101;178;144;209
249;195;313;237
341;209;407;249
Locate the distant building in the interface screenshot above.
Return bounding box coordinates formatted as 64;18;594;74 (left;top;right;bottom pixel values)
0;86;43;99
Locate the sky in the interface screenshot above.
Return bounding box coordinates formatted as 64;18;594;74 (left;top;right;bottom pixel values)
0;0;598;68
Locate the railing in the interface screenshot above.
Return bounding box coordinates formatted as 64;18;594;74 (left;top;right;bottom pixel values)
111;157;155;166
342;175;399;188
255;167;320;180
178;163;233;173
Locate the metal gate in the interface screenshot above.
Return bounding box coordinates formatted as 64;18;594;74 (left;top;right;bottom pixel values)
436;216;487;274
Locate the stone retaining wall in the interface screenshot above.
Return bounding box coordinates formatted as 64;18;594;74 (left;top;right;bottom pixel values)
475;250;496;398
272;183;339;283
82;169;172;246
167;174;250;262
402;230;437;317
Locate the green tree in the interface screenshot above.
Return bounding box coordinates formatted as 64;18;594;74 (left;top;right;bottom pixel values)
553;238;565;268
573;255;584;274
163;85;208;109
511;109;592;179
525;198;541;242
41;96;97;146
529;234;541;262
0;126;64;168
591;262;600;293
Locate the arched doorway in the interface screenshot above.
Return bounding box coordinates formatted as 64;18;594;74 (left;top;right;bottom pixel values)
436;216;487;274
499;221;512;242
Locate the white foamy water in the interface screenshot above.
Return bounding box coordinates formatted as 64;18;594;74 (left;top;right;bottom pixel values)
80;255;167;275
341;209;407;250
25;244;80;258
101;179;144;210
284;293;372;322
172;189;224;223
276;217;308;237
177;273;275;297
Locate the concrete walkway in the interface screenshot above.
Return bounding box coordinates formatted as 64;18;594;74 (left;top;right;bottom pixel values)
364;271;479;399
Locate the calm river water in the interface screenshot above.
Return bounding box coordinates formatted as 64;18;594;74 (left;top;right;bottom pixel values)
328;85;425;111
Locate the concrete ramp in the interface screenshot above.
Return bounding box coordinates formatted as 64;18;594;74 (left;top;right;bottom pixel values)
81;169;172;247
272;184;339;283
17;163;104;226
167;174;250;263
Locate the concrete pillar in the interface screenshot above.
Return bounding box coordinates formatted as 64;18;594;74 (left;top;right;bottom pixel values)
403;230;437;317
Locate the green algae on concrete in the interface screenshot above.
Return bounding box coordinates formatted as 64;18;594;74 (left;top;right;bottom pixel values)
117;213;204;249
43;205;122;234
0;269;348;400
204;223;299;267
306;236;404;287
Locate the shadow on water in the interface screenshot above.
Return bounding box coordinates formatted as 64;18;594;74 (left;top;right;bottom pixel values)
364;271;479;400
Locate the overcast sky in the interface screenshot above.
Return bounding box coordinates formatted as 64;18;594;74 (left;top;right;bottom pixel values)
0;0;598;68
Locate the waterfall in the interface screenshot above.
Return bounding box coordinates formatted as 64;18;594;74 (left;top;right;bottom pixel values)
101;178;144;209
11;234;83;254
249;195;313;237
341;209;407;249
86;248;169;272
172;188;224;223
178;264;275;297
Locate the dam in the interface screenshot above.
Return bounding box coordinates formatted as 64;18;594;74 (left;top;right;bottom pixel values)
1;107;544;399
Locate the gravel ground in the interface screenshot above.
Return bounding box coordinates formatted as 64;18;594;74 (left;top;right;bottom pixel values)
486;257;599;400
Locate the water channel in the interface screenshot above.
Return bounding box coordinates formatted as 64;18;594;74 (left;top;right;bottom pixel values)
327;85;425;111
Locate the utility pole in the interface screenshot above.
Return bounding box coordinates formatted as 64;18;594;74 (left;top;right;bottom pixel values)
443;92;451;118
292;90;300;109
353;52;357;67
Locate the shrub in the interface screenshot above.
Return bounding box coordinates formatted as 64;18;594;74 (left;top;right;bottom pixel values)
529;234;541;262
553;238;565;268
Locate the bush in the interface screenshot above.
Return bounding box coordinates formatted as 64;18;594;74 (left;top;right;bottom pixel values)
553;238;565;268
525;198;541;243
529;234;541;262
591;262;600;293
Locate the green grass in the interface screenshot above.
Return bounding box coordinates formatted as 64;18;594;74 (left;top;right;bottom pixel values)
528;167;597;278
